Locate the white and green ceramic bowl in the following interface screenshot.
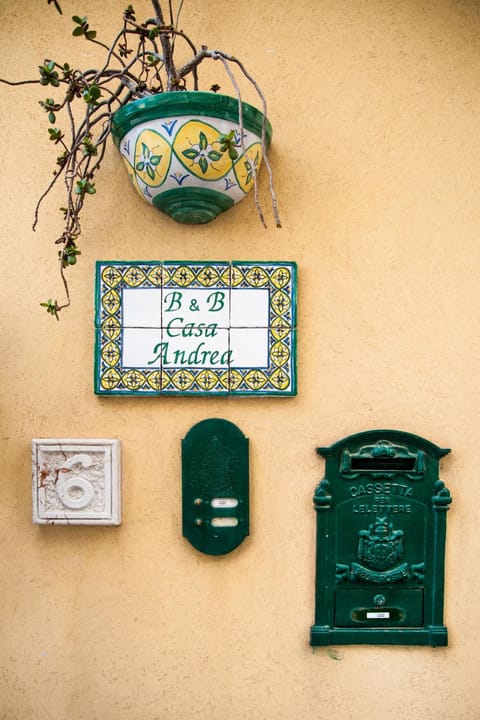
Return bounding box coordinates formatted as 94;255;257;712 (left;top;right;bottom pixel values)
111;91;272;224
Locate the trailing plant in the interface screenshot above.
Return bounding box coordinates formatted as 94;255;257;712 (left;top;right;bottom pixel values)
0;1;280;319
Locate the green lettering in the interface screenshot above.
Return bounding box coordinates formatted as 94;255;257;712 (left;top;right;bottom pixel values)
220;350;233;365
174;348;187;364
164;291;183;312
166;317;182;337
205;323;218;337
207;290;226;312
187;342;206;365
182;322;204;337
148;342;168;365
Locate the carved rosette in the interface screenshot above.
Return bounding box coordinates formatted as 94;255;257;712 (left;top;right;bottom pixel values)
32;439;121;525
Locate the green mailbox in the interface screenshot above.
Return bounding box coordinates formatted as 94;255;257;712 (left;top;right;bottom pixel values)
310;430;452;647
182;418;249;555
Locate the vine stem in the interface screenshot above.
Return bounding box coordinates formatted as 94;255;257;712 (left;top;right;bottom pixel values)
209;51;282;228
150;0;177;89
213;53;266;228
55;264;71;315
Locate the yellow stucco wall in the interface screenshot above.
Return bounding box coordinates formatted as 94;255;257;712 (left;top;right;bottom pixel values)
1;1;480;718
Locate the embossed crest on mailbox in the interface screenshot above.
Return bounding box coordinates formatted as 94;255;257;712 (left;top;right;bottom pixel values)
310;430;452;647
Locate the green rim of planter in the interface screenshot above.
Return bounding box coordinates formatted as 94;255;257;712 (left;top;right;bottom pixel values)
111;91;272;148
152;187;234;224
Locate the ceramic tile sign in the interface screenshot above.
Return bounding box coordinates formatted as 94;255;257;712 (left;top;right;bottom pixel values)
95;261;296;396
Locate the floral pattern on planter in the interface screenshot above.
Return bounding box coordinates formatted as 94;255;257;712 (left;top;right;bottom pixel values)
233;144;262;194
134;129;171;187
174;121;234;180
120;118;264;206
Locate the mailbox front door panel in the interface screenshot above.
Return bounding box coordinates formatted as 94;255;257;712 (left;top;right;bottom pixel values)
335;588;424;627
310;430;452;647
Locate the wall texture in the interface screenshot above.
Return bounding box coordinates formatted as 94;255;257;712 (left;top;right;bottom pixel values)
1;1;480;718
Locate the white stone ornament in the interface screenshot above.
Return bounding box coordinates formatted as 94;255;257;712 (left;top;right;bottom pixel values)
32;439;121;525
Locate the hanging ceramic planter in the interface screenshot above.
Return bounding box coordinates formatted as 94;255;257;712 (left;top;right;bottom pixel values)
111;91;272;225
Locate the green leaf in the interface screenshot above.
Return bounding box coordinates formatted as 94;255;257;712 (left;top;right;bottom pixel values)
90;85;101;100
82;84;101;105
75;178;96;195
135;161;145;171
199;157;208;174
199;132;208;150
182;149;199;160
82;136;98;157
40;299;59;320
218;130;235;144
150;155;161;166
39;62;60;87
48;128;64;142
216;129;239;162
146;165;155;180
71;15;96;39
208;150;222;162
56;152;68;168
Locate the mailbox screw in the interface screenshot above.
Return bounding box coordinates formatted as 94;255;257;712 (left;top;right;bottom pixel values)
374;594;386;607
195;518;203;526
194;498;203;506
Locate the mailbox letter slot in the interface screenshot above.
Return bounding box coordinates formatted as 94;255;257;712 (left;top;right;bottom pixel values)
310;430;452;647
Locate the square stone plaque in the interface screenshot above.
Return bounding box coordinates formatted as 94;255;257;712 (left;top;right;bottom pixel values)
95;261;297;396
32;439;121;525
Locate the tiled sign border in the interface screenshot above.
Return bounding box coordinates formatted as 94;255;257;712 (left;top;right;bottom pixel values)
95;261;297;396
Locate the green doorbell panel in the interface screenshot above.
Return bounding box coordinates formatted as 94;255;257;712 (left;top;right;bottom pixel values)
182;419;249;555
